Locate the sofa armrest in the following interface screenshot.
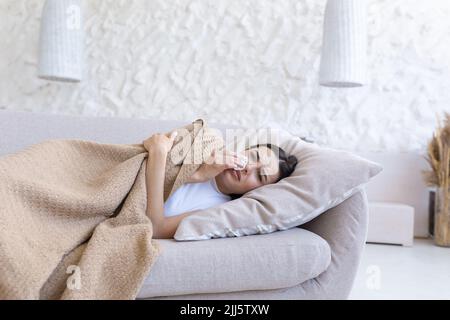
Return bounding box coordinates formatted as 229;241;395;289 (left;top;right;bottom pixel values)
299;188;369;299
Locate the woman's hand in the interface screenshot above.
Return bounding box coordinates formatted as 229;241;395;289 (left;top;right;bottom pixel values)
143;131;178;155
187;149;246;184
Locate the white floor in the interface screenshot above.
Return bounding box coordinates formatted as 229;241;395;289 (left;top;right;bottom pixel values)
349;238;450;300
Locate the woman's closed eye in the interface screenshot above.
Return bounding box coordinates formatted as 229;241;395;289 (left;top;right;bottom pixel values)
257;169;262;182
258;168;266;183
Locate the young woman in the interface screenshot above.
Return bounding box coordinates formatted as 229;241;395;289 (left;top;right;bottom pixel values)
143;131;298;239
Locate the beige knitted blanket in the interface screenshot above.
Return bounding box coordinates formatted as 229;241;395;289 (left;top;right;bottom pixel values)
0;118;223;300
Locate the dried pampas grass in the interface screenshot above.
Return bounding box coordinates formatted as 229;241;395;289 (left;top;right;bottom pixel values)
423;112;450;246
423;112;450;188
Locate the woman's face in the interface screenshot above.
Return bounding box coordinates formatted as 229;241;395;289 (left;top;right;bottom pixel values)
215;146;281;195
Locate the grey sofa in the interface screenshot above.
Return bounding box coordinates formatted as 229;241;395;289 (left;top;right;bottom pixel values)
0;109;368;300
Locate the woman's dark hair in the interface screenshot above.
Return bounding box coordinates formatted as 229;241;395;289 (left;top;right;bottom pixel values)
260;144;298;181
229;143;298;199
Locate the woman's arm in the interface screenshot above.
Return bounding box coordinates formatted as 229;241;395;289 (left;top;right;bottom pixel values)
143;132;242;239
143;131;179;237
145;147;168;234
152;211;197;239
143;131;198;239
145;149;198;239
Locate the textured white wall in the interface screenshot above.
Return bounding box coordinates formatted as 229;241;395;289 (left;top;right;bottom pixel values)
1;0;450;152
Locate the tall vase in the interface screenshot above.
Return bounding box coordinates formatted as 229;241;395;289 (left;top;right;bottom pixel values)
434;186;450;247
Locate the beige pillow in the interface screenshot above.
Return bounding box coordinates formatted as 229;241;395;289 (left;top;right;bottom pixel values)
174;127;382;241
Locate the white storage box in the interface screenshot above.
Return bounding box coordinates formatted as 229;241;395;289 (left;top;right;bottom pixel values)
367;202;415;246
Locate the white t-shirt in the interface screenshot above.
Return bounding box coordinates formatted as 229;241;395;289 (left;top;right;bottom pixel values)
163;178;231;217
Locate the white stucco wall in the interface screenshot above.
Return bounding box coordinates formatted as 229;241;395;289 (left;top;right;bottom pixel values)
1;0;450;152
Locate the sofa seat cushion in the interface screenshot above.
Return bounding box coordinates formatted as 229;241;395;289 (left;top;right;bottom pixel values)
137;228;331;299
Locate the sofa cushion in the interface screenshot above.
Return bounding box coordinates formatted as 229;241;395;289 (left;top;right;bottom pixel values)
136;228;331;299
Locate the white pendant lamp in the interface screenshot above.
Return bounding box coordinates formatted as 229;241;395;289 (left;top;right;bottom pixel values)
38;0;84;82
319;0;367;88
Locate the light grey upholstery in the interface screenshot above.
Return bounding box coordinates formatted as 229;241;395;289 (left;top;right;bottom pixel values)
137;228;331;298
0;110;368;299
